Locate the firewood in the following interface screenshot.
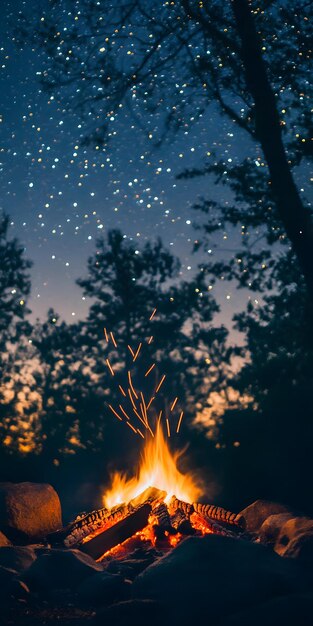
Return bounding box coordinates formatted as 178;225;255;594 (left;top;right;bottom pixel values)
170;508;195;535
79;503;152;560
168;496;194;517
193;503;246;529
152;503;173;532
191;512;238;538
129;487;167;509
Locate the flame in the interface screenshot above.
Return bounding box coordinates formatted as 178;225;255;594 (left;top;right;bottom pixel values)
103;423;202;509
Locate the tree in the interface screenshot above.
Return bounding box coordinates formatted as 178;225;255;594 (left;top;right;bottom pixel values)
0;212;33;454
24;0;313;292
0;212;32;360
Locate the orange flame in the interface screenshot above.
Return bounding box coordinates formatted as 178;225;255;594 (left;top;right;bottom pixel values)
103;423;202;509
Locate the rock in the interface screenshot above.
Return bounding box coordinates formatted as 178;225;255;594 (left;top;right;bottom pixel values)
283;533;313;562
274;517;313;556
0;530;11;547
23;548;103;591
0;566;19;601
240;500;292;533
260;513;294;546
78;571;128;605
106;557;155;579
6;578;30;601
0;565;18;588
275;517;313;561
0;482;62;542
132;535;309;624
223;592;313;626
0;546;36;573
94;599;164;626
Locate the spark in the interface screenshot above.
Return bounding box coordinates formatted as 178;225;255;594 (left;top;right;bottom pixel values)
133;407;147;428
128;370;138;399
127;344;135;358
118;384;127;397
108;404;122;421
149;308;157;321
137;428;145;439
126;421;138;435
119;405;131;420
146;396;155;410
103;327;109;342
140;391;148;423
105;358;115;376
133;342;142;362
170;396;178;411
145;363;155;377
155;374;166;393
158;410;163;424
110;331;117;348
176;411;184;433
166;418;171;438
128;388;138;411
147;336;154;344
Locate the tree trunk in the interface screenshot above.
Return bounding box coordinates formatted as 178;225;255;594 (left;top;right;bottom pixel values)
232;0;313;295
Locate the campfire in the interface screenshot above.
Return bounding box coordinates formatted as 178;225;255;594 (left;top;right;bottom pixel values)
49;314;247;560
48;423;246;561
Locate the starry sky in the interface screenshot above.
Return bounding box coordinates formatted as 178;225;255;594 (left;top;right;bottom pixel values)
0;0;292;334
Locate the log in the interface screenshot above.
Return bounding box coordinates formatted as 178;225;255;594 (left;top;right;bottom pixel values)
170;508;195;535
129;487;167;509
193;503;246;529
168;496;194;517
191;512;238;538
152;503;173;533
79;503;152;560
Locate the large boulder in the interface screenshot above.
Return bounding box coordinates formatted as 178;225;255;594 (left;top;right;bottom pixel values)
223;592;313;626
259;513;294;546
78;571;128;605
23;549;103;591
0;546;36;573
275;517;313;561
0;482;62;542
240;500;292;533
94;599;164;626
131;535;309;624
0;566;29;602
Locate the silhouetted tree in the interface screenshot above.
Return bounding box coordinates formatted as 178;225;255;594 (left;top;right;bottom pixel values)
24;1;313;291
0;212;33;455
0;212;32;364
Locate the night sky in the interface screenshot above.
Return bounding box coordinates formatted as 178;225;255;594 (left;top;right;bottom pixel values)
1;0;301;334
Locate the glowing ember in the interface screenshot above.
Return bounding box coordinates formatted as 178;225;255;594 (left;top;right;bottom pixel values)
103;423;202;509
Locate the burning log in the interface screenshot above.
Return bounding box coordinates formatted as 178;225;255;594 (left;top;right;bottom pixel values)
170;508;195;535
168;496;194;517
193;503;246;530
47;506;110;546
191;512;238;538
152;503;173;533
79;503;152;560
129;487;167;509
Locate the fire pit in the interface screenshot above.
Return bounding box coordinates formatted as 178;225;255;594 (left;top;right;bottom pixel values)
48;424;247;562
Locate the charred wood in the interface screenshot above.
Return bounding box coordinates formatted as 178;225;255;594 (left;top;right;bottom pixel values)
152;503;173;533
129;487;167;509
79;503;152;560
193;503;246;529
191;512;238;538
168;496;194;517
170;508;195;535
